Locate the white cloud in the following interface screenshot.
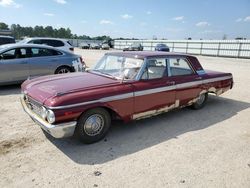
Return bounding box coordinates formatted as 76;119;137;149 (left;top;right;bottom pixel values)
44;13;55;16
200;30;222;34
235;16;250;23
244;16;250;22
236;18;242;22
196;21;210;27
54;0;66;4
121;14;133;19
0;0;21;8
173;16;184;21
99;20;113;25
146;11;152;15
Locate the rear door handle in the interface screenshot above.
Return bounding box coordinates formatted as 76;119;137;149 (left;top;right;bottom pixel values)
166;81;175;85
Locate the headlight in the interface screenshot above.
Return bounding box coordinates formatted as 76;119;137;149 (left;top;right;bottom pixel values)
41;106;47;119
46;110;55;124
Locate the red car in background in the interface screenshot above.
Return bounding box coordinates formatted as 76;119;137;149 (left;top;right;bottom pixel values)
21;51;233;144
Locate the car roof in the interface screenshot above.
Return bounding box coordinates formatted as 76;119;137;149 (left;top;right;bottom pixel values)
23;37;69;42
105;51;193;59
0;35;14;39
0;43;63;52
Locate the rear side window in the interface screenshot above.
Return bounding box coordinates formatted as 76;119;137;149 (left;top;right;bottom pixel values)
168;58;194;76
141;58;167;79
40;39;64;47
30;48;62;57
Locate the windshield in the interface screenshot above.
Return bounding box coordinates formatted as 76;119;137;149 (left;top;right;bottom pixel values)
91;55;144;80
17;38;30;44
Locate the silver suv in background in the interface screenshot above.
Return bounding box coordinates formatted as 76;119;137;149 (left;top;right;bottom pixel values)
0;43;85;86
18;37;74;52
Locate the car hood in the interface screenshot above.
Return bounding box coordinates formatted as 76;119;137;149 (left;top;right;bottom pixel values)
22;72;119;104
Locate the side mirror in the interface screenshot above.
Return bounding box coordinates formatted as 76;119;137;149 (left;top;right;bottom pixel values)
0;55;3;60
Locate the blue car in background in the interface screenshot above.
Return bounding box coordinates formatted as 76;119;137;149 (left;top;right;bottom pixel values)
0;44;85;86
155;43;170;52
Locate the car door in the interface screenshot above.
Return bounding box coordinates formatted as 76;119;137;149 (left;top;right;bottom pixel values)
132;58;176;119
28;47;59;77
166;57;202;106
0;48;29;84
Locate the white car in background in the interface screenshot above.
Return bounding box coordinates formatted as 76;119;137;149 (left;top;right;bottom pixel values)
18;37;74;52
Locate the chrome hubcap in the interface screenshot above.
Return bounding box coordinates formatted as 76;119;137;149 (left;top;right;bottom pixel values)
196;94;205;105
84;114;104;136
58;68;70;74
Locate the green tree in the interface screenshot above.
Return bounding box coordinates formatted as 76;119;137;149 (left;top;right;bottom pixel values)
0;22;9;30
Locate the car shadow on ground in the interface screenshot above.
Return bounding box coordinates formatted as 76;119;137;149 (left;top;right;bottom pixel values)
46;96;250;165
0;84;21;95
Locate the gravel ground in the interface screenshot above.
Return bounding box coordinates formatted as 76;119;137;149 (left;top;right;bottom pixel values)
0;49;250;188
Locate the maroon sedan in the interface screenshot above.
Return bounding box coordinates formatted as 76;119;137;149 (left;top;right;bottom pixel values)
21;52;233;144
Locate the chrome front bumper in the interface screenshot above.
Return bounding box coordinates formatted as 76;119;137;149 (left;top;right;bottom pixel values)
21;97;76;138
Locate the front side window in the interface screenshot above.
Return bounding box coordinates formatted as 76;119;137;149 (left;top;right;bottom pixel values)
141;58;167;79
28;40;42;44
41;40;64;47
168;58;194;76
92;55;144;80
0;48;27;60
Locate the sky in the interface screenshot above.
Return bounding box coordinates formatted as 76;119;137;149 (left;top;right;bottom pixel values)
0;0;250;39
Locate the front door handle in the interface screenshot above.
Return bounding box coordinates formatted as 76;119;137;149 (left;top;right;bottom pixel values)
20;61;27;64
166;81;175;85
195;77;202;80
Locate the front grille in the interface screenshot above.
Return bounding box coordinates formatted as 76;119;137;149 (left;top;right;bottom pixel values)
24;95;43;117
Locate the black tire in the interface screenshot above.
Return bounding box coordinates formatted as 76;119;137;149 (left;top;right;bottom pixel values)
191;93;208;110
55;66;72;74
74;108;111;144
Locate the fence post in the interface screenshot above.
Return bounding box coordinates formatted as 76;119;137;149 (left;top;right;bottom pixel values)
217;42;221;57
186;42;188;53
238;42;242;58
172;42;175;52
200;42;203;55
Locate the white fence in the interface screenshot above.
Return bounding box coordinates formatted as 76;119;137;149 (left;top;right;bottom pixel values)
114;40;250;58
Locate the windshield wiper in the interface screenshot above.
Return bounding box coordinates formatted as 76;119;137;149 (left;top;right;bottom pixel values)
91;70;117;79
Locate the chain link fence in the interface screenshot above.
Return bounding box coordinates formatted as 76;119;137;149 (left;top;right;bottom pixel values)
114;40;250;59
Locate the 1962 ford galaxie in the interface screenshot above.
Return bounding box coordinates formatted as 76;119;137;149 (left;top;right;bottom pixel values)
21;52;233;143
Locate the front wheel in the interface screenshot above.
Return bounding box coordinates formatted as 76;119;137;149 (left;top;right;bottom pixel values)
191;93;208;110
75;108;111;144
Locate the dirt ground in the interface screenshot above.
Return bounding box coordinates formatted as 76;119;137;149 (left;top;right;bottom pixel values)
0;49;250;188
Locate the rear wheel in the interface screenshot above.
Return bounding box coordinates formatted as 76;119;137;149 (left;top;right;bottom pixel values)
75;108;111;144
191;93;208;110
55;66;72;74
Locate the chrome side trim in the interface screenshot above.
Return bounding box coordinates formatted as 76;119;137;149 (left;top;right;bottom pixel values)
202;76;232;84
47;92;134;110
46;75;232;110
135;85;176;97
176;80;202;89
